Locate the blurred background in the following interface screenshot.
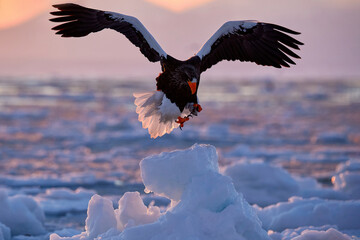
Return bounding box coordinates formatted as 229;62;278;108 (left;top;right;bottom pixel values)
0;0;360;237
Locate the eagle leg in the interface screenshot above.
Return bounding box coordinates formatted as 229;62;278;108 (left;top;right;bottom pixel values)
176;116;190;129
176;104;203;129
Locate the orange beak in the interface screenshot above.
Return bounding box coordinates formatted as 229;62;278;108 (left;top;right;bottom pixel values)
187;81;197;95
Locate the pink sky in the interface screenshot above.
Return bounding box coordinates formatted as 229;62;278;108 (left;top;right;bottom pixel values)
0;0;359;79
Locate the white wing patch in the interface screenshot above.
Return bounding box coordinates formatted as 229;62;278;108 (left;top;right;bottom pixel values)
105;11;167;58
134;91;181;138
196;20;258;59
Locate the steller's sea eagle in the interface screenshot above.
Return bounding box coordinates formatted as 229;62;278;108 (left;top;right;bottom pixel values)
50;3;303;138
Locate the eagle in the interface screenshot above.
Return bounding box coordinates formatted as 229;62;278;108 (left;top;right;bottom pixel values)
50;3;303;138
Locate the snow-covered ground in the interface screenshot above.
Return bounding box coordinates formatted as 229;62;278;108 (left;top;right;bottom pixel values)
0;78;359;240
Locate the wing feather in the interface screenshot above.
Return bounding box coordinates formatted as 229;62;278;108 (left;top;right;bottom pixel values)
196;21;303;72
50;3;166;62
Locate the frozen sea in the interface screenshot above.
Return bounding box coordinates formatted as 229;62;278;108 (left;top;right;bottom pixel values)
0;77;359;239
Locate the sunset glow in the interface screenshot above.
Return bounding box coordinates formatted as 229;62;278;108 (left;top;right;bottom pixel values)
0;0;360;238
144;0;214;12
0;0;49;29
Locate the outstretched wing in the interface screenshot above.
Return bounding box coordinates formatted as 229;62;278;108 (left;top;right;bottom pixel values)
50;3;167;62
196;21;303;73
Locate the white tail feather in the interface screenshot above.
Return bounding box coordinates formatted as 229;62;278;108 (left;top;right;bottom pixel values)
134;91;180;138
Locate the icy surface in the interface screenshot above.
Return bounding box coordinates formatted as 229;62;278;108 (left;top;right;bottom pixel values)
257;196;360;232
35;188;95;215
86;194;117;239
332;160;360;199
290;228;352;240
222;161;348;206
116;191;160;231
1;78;360;239
0;223;10;240
0;190;45;236
269;226;353;240
336;160;360;173
140;144;218;200
50;144;270;240
332;172;360;199
222;161;299;206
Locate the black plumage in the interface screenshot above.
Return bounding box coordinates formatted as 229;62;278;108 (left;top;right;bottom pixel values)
51;3;163;62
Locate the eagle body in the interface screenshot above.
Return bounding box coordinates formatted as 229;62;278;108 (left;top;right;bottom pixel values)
50;3;303;138
134;55;202;138
157;55;201;112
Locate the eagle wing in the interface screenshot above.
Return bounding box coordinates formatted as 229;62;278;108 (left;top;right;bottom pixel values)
50;3;167;62
196;21;303;73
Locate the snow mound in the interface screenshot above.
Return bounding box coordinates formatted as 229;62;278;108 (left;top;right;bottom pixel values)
290;228;352;240
140;143;219;200
85;194;118;239
115;191;161;231
332;160;360;199
336;160;360;173
0;190;45;237
222;161;299;206
270;226;352;240
257;196;360;232
50;144;270;240
222;161;346;206
0;223;10;240
332;171;360;199
36;187;95;215
296;176;347;200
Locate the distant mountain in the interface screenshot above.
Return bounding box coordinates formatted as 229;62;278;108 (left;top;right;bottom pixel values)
0;0;359;79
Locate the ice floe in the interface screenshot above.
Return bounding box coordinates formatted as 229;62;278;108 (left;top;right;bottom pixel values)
1;79;360;239
269;226;352;240
256;196;360;232
35;188;95;215
0;190;46;236
222;161;299;206
50;144;270;240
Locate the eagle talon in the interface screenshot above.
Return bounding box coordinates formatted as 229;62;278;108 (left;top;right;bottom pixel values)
176;116;190;128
